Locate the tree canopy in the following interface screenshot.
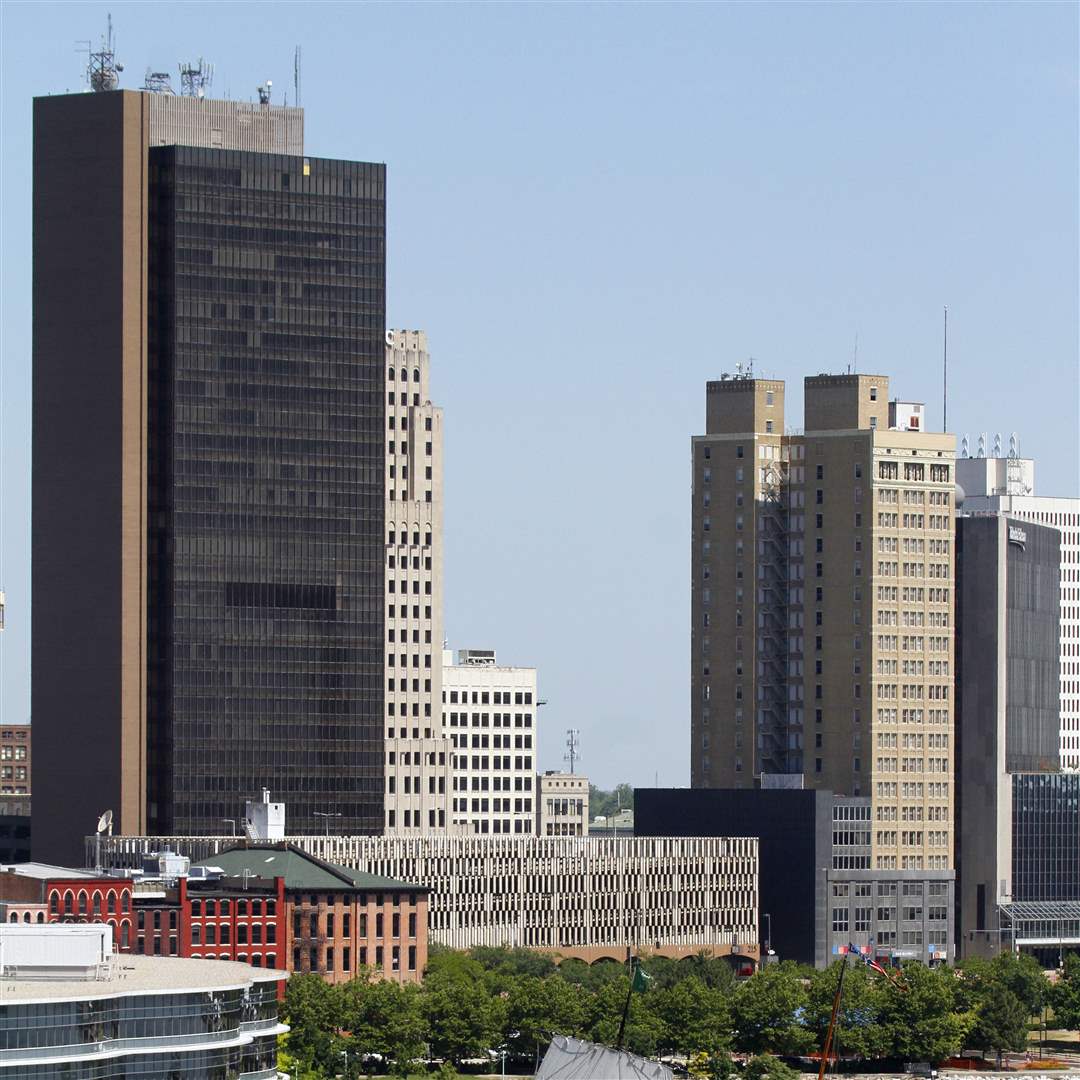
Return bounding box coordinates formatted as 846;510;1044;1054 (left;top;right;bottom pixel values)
280;946;1054;1076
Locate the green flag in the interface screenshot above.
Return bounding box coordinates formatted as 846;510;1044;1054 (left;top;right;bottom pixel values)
631;964;651;993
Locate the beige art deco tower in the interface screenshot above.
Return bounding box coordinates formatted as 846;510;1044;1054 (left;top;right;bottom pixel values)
383;330;453;833
691;372;956;872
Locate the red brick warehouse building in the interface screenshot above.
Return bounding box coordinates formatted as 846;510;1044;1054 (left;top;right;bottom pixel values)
196;844;429;985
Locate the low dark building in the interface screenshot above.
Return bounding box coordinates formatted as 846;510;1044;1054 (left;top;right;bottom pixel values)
636;787;831;966
637;786;955;968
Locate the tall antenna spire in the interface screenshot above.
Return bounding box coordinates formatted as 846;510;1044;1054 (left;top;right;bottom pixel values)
564;729;581;774
294;45;302;106
942;306;948;433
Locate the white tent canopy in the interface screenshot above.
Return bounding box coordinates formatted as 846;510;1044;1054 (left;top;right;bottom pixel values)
535;1035;673;1080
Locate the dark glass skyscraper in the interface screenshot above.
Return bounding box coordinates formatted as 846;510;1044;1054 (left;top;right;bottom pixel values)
33;91;385;861
146;146;385;836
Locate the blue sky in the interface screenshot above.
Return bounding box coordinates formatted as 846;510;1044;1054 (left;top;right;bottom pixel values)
1;2;1076;788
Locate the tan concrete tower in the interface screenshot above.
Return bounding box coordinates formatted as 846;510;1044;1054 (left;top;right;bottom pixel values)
692;371;956;874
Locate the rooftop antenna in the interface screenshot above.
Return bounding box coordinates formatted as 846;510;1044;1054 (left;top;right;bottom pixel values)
294;46;302;107
86;13;123;92
142;70;174;94
564;729;581;775
178;58;213;98
257;80;273;105
94;809;113;872
942;306;948;433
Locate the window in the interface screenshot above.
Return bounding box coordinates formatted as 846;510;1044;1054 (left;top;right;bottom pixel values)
765;420;774;433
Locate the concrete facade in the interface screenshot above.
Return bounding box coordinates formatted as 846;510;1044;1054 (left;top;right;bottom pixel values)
94;833;759;965
383;331;452;834
538;773;589;837
443;649;538;835
691;373;956;875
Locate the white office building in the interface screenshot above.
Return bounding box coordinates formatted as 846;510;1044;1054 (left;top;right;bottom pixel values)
384;330;454;833
957;447;1080;768
443;648;538;835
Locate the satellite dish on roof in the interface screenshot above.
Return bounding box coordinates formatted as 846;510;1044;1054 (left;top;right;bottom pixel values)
96;810;114;836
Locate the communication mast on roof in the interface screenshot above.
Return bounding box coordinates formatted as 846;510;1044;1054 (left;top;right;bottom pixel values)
178;58;214;98
85;13;124;92
142;70;174;94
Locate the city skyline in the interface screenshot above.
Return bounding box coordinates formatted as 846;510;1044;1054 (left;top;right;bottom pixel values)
2;2;1077;790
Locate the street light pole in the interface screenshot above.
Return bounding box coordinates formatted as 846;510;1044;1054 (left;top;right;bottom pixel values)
313;811;342;837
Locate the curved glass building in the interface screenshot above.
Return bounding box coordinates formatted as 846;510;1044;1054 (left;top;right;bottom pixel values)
0;930;286;1078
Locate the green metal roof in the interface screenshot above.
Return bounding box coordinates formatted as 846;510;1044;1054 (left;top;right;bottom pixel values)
194;845;426;894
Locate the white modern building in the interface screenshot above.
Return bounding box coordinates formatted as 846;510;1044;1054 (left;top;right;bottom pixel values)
443;649;538;835
384;330;454;833
957;448;1080;769
0;924;286;1075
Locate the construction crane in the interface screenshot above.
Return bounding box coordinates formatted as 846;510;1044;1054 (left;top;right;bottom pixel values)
817;953;849;1080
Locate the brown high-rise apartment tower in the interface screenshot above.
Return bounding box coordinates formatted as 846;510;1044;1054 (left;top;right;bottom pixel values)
691;374;956;875
33;89;386;863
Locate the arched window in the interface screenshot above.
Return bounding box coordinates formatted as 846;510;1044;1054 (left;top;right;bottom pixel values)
388;368;394;382
8;912;17;923
107;891;116;914
399;368;407;382
22;912;30;924
121;890;130;914
49;891;60;915
35;912;44;924
413;369;420;383
120;921;130;949
92;893;102;917
63;890;74;914
77;891;88;915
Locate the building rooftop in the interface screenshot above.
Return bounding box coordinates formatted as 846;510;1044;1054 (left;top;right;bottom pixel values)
194;843;427;893
0;862;114;881
0;951;281;1004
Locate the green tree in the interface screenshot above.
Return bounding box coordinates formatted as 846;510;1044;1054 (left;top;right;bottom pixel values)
505;974;589;1059
651;975;732;1057
586;975;665;1058
339;976;427;1074
802;961;892;1062
1052;953;1080;1032
423;956;508;1066
470;945;558;982
589;783;633;821
969;987;1030;1057
282;973;343;1077
743;1053;801;1080
731;962;814;1055
877;963;972;1064
556;957;626;992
